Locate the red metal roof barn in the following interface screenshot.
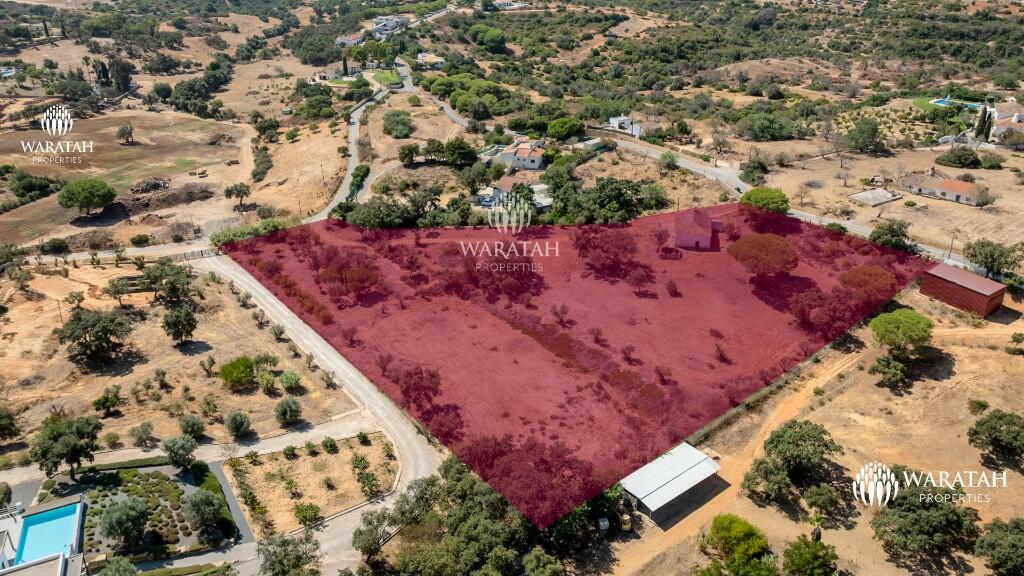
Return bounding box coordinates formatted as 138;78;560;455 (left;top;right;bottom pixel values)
920;263;1005;317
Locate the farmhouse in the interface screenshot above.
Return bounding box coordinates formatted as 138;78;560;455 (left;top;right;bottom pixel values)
675;208;722;250
496;136;546;170
608;115;645;138
416;52;446;70
620;443;722;525
335;32;364;47
920;263;1005;317
491;173;532;197
990;101;1024;143
900;168;990;206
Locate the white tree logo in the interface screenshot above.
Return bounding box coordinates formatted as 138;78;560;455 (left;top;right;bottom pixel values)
41;105;74;137
853;461;900;508
488;189;531;235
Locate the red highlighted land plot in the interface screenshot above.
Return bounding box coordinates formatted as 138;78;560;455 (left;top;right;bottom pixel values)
222;204;930;527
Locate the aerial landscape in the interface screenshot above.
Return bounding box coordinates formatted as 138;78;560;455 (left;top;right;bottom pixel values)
0;0;1022;574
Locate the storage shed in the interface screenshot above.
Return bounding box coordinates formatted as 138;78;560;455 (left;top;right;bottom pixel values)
620;442;720;525
920;263;1005;317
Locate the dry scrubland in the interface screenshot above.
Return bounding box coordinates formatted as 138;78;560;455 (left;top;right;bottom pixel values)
0;264;356;447
362;92;477;174
574;149;727;209
616;292;1024;576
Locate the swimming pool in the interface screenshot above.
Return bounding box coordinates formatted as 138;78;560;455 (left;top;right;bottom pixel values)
932;98;983;110
13;501;82;565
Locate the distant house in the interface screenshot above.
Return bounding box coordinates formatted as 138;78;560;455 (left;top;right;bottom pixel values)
900;168;990;206
608;115;644;138
920;263;1005;317
309;68;338;83
494;0;530;8
990;100;1024;144
491;173;532;197
416;52;446;70
675;209;722;250
496;136;546;170
335;32;364;47
371;15;409;38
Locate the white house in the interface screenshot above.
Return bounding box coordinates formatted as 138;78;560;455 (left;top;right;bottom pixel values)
416;52;446;70
990;100;1024;144
609;115;644;138
496;136;546;170
900;167;990;206
675;209;722;250
335;32;364;47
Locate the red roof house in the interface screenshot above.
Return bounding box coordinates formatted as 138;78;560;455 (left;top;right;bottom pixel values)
674;209;722;250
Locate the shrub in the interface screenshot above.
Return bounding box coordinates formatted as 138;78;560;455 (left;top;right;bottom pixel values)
968;399;990;415
357;431;371;446
183;489;224;536
321;437;338;454
179;415;205;439
219;356;256;392
279;371;301;393
130;234;151;247
382;110;414;139
162;435;198;470
225;411;251;438
275;397;301;426
294;502;320;526
283;445;298;459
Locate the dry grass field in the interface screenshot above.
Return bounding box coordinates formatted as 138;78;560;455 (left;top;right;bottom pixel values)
362;92;476;173
573;149;726;209
0;264;357;449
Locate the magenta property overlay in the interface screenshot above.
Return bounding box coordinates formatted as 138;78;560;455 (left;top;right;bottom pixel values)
223;204;931;527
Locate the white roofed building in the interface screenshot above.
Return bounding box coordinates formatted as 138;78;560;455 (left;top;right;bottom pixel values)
620;442;721;524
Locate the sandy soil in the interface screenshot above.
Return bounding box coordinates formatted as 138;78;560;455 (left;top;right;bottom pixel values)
606;9;670;37
766;147;1024;250
573;149;726;209
216;57;318;117
253;122;346;217
0;265;357;447
12;38;114;72
614;292;1024;576
362;92;476;173
224;432;396;536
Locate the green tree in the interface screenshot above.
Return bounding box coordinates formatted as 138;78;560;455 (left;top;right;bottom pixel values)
257;531;321;576
763;420;842;479
522;546;563;576
183;489;224;537
275;397;302;426
219;356;256;392
727;233;799;278
294;503;320;526
871;479;979;559
53;309;132;364
179;414;205;439
443;137;477;167
30;414;102;479
742;456;792;503
100;496;149;548
976;517;1024;576
0;407;19;440
382;110;414;138
802;483;839;517
225;411;252;438
398;143;420;165
968;409;1024;462
964;240;1024;278
869;219;918;253
546;117;583;141
117;124;134;144
163;305;198;343
845;117;886;153
740;187;790;214
703;514;772;566
58;178;117;215
352;508;391;559
782;535;838;576
224;183;251;209
868;308;933;354
102;278;130;306
162;435;197;470
97;556;136;576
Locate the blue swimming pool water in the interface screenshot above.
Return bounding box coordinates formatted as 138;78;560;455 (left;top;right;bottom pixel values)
933;98;983;110
14;503;80;565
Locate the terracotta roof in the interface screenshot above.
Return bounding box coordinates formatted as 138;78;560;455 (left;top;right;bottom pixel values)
493;174;529;191
996;102;1024;116
925;263;1005;296
934;178;982;196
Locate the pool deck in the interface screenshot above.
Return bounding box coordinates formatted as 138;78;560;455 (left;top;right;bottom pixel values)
21;496;82;518
13;496;83;567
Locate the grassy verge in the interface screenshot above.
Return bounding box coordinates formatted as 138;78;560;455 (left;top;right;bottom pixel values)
374;69;401;86
912;97;939;111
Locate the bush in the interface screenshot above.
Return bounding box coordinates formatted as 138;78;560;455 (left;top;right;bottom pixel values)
163;435;198;470
321;437;338;454
39;237;70;255
382;110;414;139
294;502;320;526
225;411;251;438
219;356;256;392
179;414;205;439
279;371;301;393
357;431;371;446
275;397;302;426
130;234;151;247
936;146;981;169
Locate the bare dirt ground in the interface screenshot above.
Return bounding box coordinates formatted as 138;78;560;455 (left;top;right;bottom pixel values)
0;109;250;246
216;57;318;117
362;92;476;173
224;432;396;536
613;291;1024;576
767;147;1024;251
573;149;726;209
253;122;346;217
12;38;114;71
605;9;670;37
0;264;357;449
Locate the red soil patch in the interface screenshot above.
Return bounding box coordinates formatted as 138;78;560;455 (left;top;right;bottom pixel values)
223;204;930;527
